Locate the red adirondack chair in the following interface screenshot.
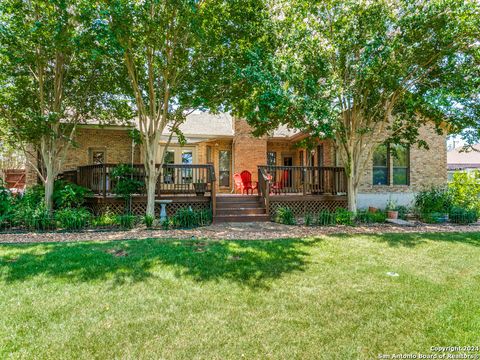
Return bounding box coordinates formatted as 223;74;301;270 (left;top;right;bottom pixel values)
270;169;289;194
240;170;258;195
233;173;245;194
234;171;258;194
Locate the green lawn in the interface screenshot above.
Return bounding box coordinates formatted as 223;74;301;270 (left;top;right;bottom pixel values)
1;233;480;359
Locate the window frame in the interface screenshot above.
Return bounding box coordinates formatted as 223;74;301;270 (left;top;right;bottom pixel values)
267;151;277;166
218;150;231;188
372;143;410;186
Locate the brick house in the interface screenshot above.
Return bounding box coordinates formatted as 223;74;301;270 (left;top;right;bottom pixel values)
26;112;447;221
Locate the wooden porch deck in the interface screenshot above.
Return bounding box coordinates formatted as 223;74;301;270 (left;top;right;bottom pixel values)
60;163;348;220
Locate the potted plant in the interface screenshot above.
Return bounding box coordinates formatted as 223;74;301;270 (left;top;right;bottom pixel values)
193;178;207;196
385;198;398;219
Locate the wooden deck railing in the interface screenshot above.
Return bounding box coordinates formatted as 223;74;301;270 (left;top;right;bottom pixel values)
70;163;216;198
257;165;347;196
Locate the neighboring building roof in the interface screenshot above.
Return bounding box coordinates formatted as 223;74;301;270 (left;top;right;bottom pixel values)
447;144;480;170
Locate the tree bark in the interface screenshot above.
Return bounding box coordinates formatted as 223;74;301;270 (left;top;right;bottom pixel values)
43;158;55;212
346;173;357;213
143;134;161;217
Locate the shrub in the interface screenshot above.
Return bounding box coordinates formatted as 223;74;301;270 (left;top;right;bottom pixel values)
19;185;45;209
23;204;55;231
317;210;336;226
448;171;480;213
0;213;15;230
172;207;212;228
395;205;409;220
355;210;387;224
144;214;155;228
111;164;144;214
449;207;478;224
91;211;117;227
304;212;314;226
55;208;91;230
53;181;92;209
335;208;354;226
0;180;13;216
274;206;296;225
422;212;448;224
117;214;137;229
414;186;452;219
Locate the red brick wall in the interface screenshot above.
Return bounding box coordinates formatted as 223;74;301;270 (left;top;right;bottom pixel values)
233;118;267;183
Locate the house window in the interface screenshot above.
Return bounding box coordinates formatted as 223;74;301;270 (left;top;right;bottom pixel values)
267;151;277;166
89;148;106;165
372;144;388;185
372;144;410;186
163;150;175;184
391;144;409;185
206;145;213;163
182;150;193;183
299;150;304;166
219;150;231;187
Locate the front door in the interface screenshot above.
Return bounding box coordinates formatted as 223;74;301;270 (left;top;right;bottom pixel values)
283;156;293;188
283;157;293;166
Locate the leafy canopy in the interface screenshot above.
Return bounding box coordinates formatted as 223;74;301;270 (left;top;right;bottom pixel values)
236;0;480;147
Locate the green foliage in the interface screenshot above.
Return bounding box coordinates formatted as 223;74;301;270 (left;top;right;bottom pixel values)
304;212;314;226
144;214;155;229
274;207;296;225
53;181;92;209
111;165;143;200
91;211;118;228
55;208;91;230
19;185;45;210
414;186;452;217
172;208;212;229
0;180;13;216
422;212;449;224
0;0;130;210
355;211;387;224
317;211;336;226
23;204;55;231
448;171;480;213
117;214;137;230
111;164;143;214
395;206;409;220
335;209;354;226
234;0;479;212
449;207;478;225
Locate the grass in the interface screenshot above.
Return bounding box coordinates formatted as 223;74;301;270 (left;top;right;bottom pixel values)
1;232;480;359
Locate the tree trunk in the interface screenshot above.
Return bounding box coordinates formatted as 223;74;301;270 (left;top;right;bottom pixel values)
346;173;358;213
145;173;157;217
44;164;55;212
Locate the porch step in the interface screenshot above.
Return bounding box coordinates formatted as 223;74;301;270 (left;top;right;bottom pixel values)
216;201;263;209
214;214;270;223
216;195;262;203
214;195;268;222
215;207;266;216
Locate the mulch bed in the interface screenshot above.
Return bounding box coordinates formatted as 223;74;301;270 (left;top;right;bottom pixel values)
0;222;479;244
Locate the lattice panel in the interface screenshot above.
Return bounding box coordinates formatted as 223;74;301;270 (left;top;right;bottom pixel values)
86;198;211;217
269;199;347;219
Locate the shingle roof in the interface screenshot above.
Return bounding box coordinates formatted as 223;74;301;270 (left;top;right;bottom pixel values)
447;144;480;169
79;112;300;139
162;112;234;137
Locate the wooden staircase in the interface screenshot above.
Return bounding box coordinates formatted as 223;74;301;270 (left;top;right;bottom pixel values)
214;195;269;223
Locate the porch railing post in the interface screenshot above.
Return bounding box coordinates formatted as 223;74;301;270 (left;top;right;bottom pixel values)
302;167;307;195
103;164;107;199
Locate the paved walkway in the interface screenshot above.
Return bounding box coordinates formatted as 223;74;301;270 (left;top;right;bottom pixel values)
0;222;479;244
